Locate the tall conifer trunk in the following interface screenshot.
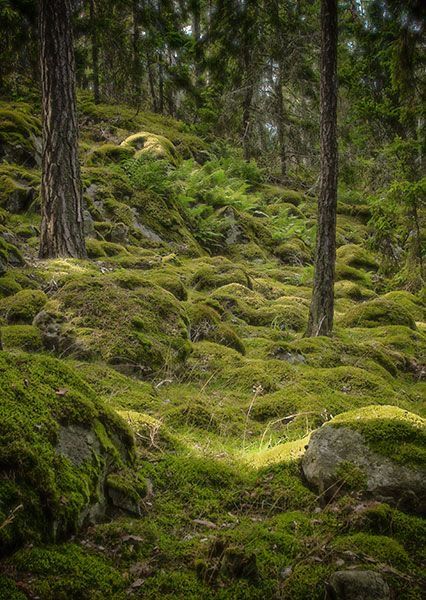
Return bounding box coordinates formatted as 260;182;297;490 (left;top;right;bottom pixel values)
39;0;86;259
89;0;100;104
306;0;338;336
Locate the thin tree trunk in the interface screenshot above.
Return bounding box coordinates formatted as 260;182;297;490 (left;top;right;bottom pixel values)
89;0;100;104
132;0;142;106
39;0;86;259
276;58;287;178
158;52;164;113
306;0;338;336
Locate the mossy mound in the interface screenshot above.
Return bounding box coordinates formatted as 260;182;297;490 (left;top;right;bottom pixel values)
186;302;245;354
339;297;417;330
190;258;251;290
259;184;304;206
0;352;143;553
86;143;135;166
274;238;311;265
121;131;180;165
45;274;190;375
336;244;378;271
0;289;47;324
0;237;24;274
0;324;43;351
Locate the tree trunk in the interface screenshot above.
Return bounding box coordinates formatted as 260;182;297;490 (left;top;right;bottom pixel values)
89;0;100;104
39;0;86;259
132;0;142;106
306;0;338;337
276;58;287;178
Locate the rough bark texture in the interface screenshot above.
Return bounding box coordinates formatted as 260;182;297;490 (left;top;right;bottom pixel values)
39;0;87;259
276;58;287;178
306;0;338;336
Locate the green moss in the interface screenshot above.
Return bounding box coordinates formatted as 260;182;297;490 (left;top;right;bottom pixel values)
190;258;252;290
0;352;138;552
0;324;43;351
259;184;304;206
49;274;190;374
0;273;22;298
336;244;378;271
334;280;376;301
0;104;41;164
332;533;412;569
339;297;417;330
0;237;24;272
143;269;188;300
274;238;311;265
86;143;135;166
121;131;180;165
186;302;245;354
0;575;27;600
10;543;125;599
335;262;372;284
329;405;425;468
85;238;129;258
382;291;425;322
0;289;47;324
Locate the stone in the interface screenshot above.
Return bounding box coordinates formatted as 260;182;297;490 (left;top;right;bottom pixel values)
327;570;390;600
302;424;425;511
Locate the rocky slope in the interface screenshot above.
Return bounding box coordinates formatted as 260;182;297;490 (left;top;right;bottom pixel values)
0;97;425;599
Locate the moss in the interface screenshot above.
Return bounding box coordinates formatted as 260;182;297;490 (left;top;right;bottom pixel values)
0;237;24;272
274;238;311;265
10;543;125;599
0;104;41;164
356;503;426;558
121;131;180;165
0;352;138;552
336;244;378;271
49;274;190;374
328;405;425;469
0;289;47;324
86;143;135;166
332;533;412;570
85;239;129;258
339;297;417;330
186;302;245;354
259;184;304;206
0;575;27;600
0;273;22;298
335;262;372;284
143;269;188;300
0;324;43;351
334;280;376;301
190;258;252;290
382;291;425;322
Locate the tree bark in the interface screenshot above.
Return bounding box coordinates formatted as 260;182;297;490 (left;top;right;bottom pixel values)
276;58;287;178
306;0;338;336
39;0;87;259
89;0;100;103
132;0;142;106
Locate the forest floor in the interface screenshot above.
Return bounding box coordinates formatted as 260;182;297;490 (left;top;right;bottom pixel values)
0;97;425;599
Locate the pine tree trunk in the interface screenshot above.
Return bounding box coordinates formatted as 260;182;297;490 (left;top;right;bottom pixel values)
89;0;100;104
276;58;287;178
39;0;87;259
132;0;142;105
306;0;338;336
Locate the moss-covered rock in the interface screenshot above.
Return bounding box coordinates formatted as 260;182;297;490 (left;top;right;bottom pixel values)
45;275;190;375
336;244;378;271
186;302;245;354
339;298;417;330
0;103;41;165
121;131;180;164
0;289;47;324
274;238;311;265
86;143;135;166
302;405;425;511
0;352;143;553
190;258;252;290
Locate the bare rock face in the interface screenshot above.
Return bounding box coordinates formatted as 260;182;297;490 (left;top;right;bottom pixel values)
327;570;390;600
302;423;425;512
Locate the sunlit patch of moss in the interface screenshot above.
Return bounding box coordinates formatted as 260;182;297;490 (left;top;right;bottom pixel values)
86;143;135;166
336;244;378;271
332;533;412;569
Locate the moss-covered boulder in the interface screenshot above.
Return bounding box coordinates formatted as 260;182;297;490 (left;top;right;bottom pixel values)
336;244;378;271
0;352;144;554
0;103;41;166
86;143;135;165
42;275;190;375
302;406;425;512
121;131;180;164
339;298;417;330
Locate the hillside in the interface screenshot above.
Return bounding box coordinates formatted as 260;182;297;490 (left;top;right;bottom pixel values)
0;99;425;599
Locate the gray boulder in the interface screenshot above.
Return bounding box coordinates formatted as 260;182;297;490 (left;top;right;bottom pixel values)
327;570;390;600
